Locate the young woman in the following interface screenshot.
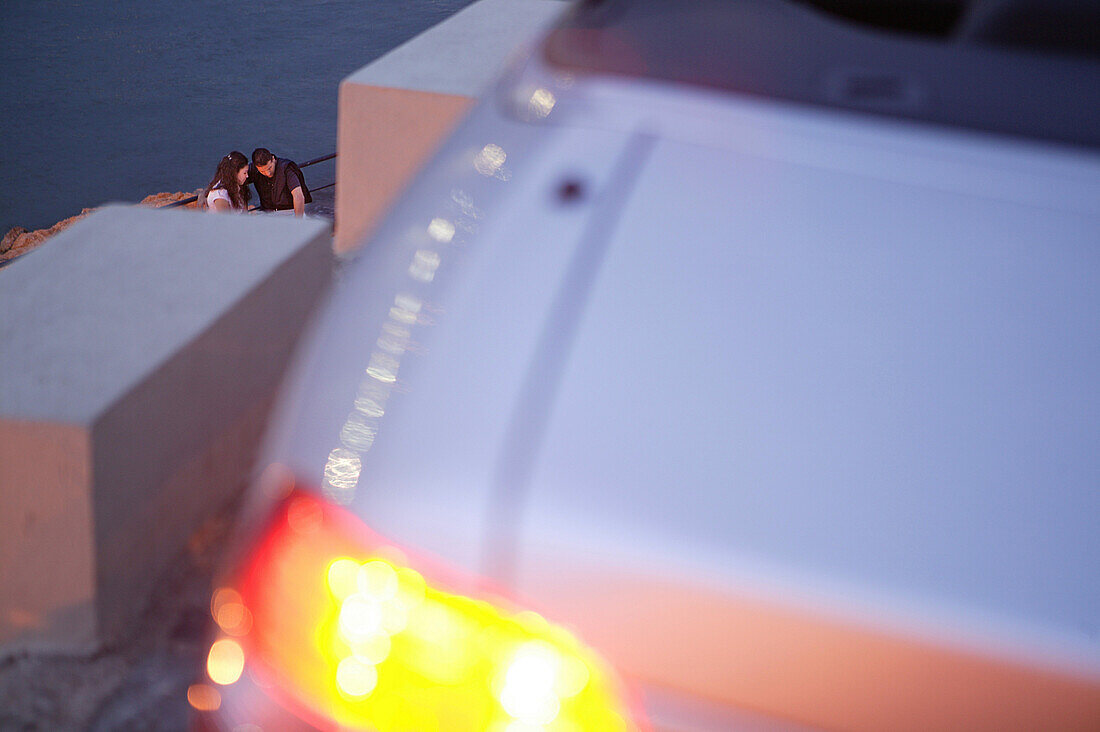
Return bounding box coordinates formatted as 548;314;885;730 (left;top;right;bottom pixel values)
204;151;251;212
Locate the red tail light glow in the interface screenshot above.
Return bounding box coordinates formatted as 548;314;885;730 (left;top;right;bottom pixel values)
207;491;641;731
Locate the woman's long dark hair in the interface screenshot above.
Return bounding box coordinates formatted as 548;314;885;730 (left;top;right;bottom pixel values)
206;151;251;209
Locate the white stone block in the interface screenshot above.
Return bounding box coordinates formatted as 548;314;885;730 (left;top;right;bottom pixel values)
0;205;332;654
335;0;565;253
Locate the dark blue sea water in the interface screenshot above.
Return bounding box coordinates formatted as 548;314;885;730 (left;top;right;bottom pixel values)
0;0;476;234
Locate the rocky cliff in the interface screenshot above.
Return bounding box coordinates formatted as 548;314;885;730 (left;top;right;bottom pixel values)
1;191;201;265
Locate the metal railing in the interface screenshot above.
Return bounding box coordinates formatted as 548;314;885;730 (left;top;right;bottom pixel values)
162;152;337;209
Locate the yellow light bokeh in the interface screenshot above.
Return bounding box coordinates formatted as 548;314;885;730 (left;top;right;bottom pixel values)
557;655;591;699
396;566;426;608
359;560;399;600
498;641;564;725
337;656;379;698
207;638;245;686
328;558;362;599
240;495;636;731
352;631;392;664
340;594;385;642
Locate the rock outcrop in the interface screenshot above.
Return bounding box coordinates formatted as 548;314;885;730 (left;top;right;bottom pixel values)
1;190;202;265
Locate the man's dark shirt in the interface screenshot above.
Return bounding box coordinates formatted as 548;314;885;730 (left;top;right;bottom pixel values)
249;160;303;211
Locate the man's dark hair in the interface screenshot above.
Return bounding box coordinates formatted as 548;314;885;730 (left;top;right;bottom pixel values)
252;148;274;167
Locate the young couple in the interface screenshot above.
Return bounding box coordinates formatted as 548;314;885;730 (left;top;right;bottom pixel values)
204;149;312;216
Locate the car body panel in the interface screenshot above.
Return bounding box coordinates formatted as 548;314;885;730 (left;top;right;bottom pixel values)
222;2;1100;729
516;96;1100;651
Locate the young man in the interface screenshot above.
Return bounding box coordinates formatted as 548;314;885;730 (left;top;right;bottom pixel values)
249;148;312;217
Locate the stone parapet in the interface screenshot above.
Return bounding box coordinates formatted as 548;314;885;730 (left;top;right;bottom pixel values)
335;0;565;254
0;205;333;654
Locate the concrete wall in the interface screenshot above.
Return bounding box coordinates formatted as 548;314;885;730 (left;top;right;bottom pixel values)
0;205;333;654
0;422;96;651
336;86;472;256
335;0;565;254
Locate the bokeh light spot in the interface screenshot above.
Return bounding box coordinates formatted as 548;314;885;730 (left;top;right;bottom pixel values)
396;567;426;608
340;594;384;642
207;638;245;686
215;601;253;637
286;495;324;535
358;560;398;600
352;631;392;665
474;144;507;176
498;641;562;724
336;656;378;698
529;88;556;118
186;683;221;712
210;587;241;621
339;413;377;452
366;351;400;383
327;558;361;600
409;249;442;282
427;218;455;243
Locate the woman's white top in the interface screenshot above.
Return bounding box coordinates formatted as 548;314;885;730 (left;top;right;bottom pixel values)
206;186;237;212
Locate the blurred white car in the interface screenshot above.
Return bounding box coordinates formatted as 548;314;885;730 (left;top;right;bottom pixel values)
196;1;1100;729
